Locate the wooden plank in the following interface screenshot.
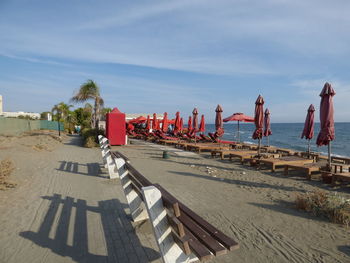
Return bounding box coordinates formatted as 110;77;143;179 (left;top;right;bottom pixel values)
125;162;153;187
154;184;181;217
184;227;213;261
155;184;239;251
112;151;130;162
179;212;227;256
172;231;191;255
168;214;185;237
142;186;198;263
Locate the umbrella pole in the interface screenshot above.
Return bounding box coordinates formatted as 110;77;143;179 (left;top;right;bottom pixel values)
258;138;261;157
328;142;331;171
237;121;240;142
308;139;311;154
267;136;270;147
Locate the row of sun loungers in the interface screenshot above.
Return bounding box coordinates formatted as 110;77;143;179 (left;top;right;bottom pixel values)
130;130;350;187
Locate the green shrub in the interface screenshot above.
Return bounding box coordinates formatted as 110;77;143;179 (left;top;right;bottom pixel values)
296;191;350;226
81;128;105;148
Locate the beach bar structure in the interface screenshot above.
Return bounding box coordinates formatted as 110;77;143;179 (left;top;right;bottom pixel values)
106;108;126;145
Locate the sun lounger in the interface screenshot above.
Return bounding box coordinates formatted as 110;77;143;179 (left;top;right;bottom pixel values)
158;139;181;145
275;148;297;156
210;149;256;161
331;164;350;186
331;156;350;164
260;145;278;153
186;143;230;153
247;156;314;172
284;162;325;180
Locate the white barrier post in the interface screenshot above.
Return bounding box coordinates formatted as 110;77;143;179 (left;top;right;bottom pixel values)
142;186;197;263
115;157;149;222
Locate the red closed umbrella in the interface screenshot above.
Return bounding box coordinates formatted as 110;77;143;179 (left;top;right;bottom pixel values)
192;108;198;132
162;112;169;133
174;111;181;135
152;113;158;130
301;104;315;154
223;112;254;142
316;82;336;169
215;105;223;132
146;115;151;131
179;117;183;132
199;114;205;133
252;95;264;156
188;116;193;132
263;108;272;146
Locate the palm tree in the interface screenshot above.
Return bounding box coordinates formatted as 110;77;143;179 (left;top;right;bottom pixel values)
52;102;73;121
52;102;73;136
71;80;104;129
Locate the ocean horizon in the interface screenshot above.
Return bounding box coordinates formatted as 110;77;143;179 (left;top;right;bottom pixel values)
201;122;349;157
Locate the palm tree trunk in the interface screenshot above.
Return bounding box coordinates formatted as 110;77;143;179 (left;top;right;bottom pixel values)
94;99;98;129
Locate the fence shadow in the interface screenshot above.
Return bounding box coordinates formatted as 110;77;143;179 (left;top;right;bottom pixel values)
56;161;107;177
20;194;159;263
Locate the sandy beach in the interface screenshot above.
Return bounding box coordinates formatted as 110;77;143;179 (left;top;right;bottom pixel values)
0;131;349;263
113;139;350;263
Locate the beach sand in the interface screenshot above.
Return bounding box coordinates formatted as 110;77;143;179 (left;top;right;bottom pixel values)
113;139;350;263
0;131;349;263
0;131;161;263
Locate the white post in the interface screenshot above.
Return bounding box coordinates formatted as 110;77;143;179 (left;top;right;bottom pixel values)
99;137;110;168
142;186;198;263
115;158;149;222
105;150;119;179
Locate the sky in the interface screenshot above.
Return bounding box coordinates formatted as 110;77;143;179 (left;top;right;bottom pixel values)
0;0;350;123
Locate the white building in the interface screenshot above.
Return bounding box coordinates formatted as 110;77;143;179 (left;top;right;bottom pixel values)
125;113;164;121
0;95;40;119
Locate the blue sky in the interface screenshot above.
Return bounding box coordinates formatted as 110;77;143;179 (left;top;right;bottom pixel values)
1;0;350;122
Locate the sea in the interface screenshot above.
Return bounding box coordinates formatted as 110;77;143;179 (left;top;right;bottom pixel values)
204;123;350;157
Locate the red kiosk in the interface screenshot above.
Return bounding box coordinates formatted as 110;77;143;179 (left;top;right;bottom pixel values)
106;108;126;145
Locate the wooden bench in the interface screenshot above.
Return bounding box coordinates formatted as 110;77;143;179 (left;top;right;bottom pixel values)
98;136;239;262
114;152;239;262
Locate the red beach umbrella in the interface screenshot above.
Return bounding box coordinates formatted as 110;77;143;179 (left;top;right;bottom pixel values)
162;112;169;133
223;112;254;142
252;95;264;156
301;104;315;154
316;82;336;169
174;111;181;135
192;108;199;132
188;116;193;132
146;115;151;131
263;109;272;146
152;113;158;130
179;117;184;132
199;115;205;133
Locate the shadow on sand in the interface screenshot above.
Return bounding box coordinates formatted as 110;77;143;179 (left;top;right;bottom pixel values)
20;194;159;263
56;161;107;178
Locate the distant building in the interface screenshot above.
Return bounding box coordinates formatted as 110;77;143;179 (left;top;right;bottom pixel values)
0;94;40;119
98;113;164;130
125;113;164;121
